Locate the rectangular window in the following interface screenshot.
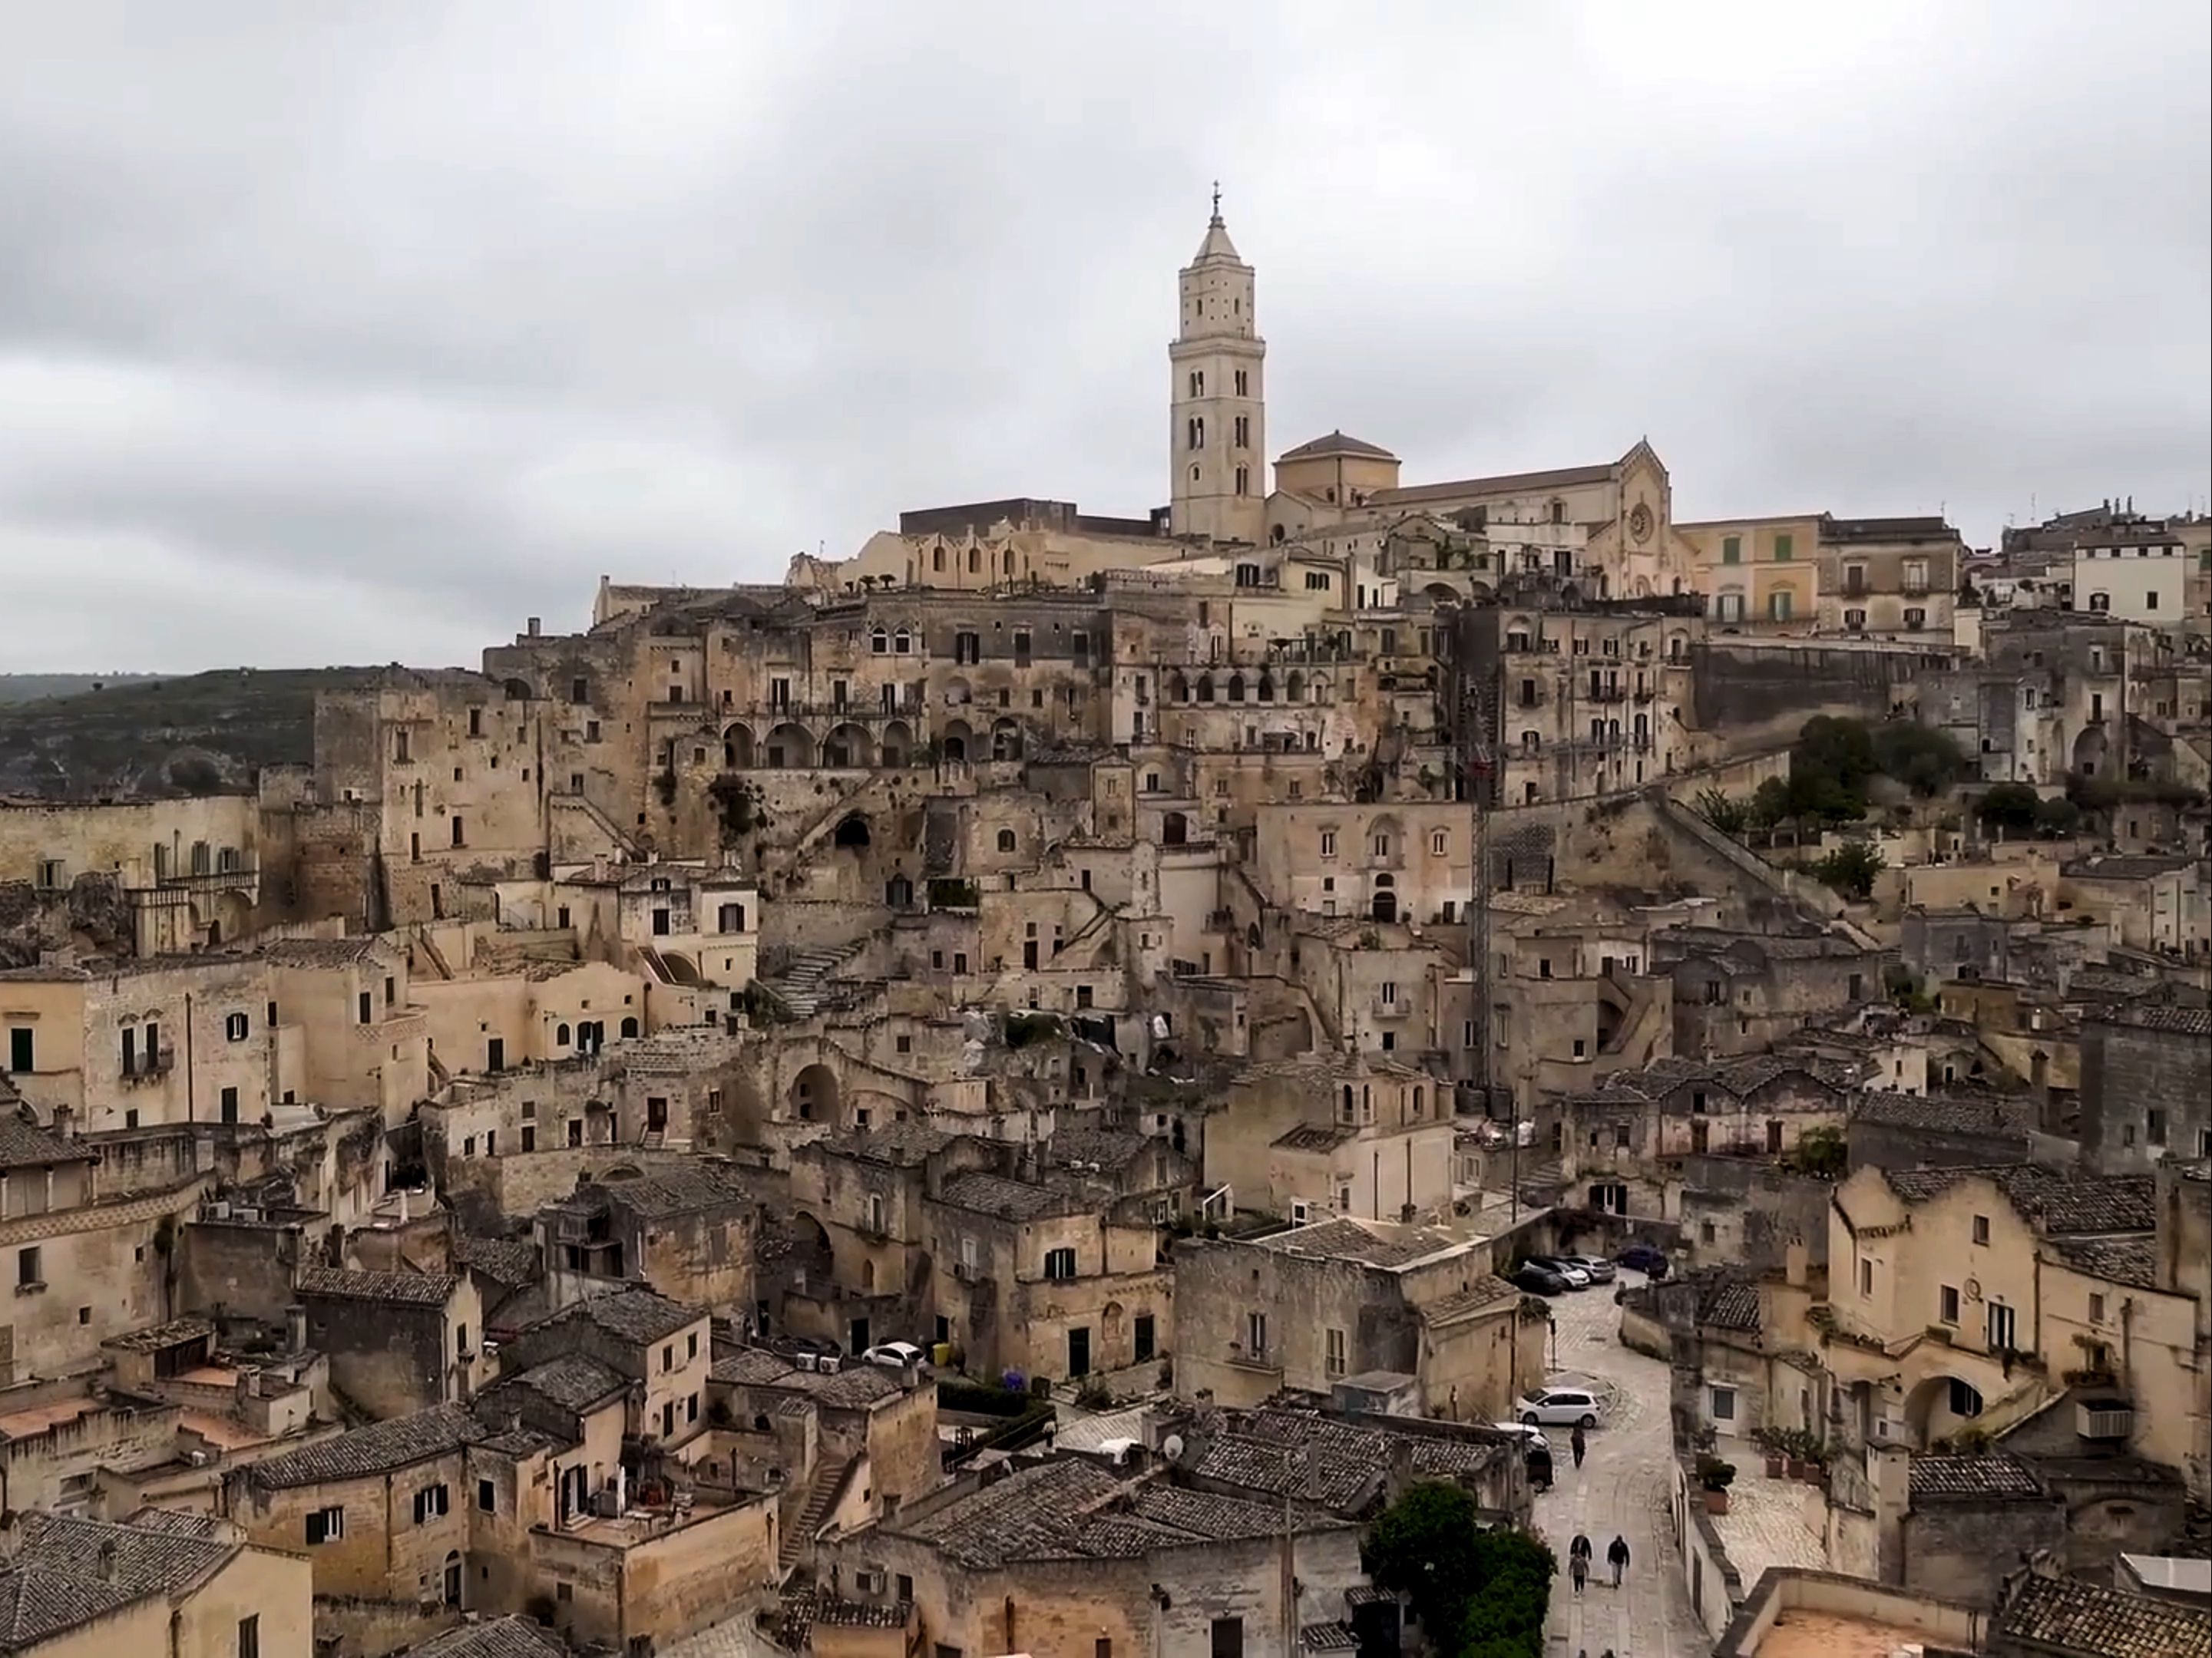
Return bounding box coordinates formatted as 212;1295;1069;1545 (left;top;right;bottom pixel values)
412;1483;449;1523
1245;1310;1267;1355
1709;1386;1736;1422
1773;533;1793;561
1043;1247;1077;1280
1134;1313;1156;1362
1721;535;1741;565
1939;1285;1959;1324
358;992;373;1024
7;1028;32;1074
17;1247;39;1288
1212;1617;1245;1658
238;1615;260;1658
1857;1258;1873;1296
304;1506;345;1544
477;1480;495;1512
1972;1215;1989;1245
2088;1293;2105;1324
1324;1328;1347;1378
1988;1302;2017;1352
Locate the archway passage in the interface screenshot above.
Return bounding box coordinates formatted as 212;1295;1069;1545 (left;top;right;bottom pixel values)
765;722;814;768
833;814;872;849
1371;890;1398;923
790;1062;840;1124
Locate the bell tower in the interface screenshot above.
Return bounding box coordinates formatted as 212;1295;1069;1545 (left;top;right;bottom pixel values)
1169;187;1265;543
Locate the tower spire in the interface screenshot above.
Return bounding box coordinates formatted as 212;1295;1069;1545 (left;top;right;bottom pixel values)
1211;179;1222;222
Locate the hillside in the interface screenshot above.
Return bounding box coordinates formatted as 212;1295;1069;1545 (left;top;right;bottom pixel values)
0;673;169;705
0;668;394;799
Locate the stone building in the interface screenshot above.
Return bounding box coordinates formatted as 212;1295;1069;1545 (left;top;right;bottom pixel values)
1173;1217;1546;1422
1815;515;1962;639
294;1265;488;1421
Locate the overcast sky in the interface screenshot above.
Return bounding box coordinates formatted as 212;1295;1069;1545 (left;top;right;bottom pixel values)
2;2;2207;673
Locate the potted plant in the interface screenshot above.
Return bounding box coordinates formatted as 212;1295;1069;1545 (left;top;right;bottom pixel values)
1697;1453;1737;1515
1798;1440;1828;1485
1757;1428;1785;1480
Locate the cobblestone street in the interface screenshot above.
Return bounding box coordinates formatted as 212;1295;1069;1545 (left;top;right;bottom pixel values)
1531;1275;1711;1658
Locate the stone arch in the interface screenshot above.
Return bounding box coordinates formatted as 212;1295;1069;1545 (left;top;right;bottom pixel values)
990;718;1023;761
944;675;973;707
722;723;756;769
1162;811;1189;847
2071;725;2108;778
1246;921;1262;950
501;677;533;701
1286;670;1304;703
822;722;873;768
765;722;814;768
1371;887;1398;923
619;1016;640;1039
1169;671;1190;702
1903;1372;1987;1449
1196;672;1215;703
885;874;914;908
833;814;871;850
880;719;913;768
941;718;974;763
1227;672;1246;703
790;1062;840;1124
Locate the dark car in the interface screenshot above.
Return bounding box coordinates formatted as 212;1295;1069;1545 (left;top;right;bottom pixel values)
1513;1262;1570;1295
1616;1244;1670;1278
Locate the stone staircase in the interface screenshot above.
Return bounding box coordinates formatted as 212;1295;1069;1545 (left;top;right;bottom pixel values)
761;943;864;1020
777;1454;851;1577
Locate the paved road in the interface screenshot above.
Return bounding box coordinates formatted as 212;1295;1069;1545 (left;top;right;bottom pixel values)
1529;1274;1711;1658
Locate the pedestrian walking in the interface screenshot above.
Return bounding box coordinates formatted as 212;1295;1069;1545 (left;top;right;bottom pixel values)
1569;1554;1588;1595
1607;1533;1631;1588
1570;1423;1587;1468
1570;1532;1592;1564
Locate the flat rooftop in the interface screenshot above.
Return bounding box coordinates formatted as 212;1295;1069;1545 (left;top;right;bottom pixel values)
1748;1610;1958;1658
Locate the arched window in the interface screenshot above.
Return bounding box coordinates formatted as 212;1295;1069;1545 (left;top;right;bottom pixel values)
894;628;912;654
556;1023;572;1045
1227;672;1245;702
619;1016;640;1039
1196;674;1215;703
997;829;1017;853
870;629;888;654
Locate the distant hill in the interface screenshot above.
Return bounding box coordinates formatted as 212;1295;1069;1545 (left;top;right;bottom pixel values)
0;673;169;705
0;668;395;800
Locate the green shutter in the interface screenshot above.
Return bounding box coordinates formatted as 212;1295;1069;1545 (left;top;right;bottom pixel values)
1721;537;1741;565
1774;533;1794;561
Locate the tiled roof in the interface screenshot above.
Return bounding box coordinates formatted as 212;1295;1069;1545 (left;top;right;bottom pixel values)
534;1285;703;1347
709;1348;797;1387
935;1170;1083;1223
1273;1123;1357;1152
2046;1234;2160;1290
247;1402;484;1489
1996;1570;2211;1658
296;1265;458;1306
596;1165;751;1217
2061;854;2197;881
100;1317;216;1353
1279;430;1400;462
893;1458;1346;1569
1880;1165;2156;1236
1699;1280;1762;1333
1373;460;1615;507
454;1236;541;1287
405;1615;574;1658
1850;1091;2036;1135
489;1355;629;1415
0;1111;95;1170
0;1511;234;1646
1909;1452;2045;1501
816;1121;952;1166
1044;1128;1152;1171
812;1598;909;1629
261;936;392;968
1420;1276;1523;1325
707;1348;905;1409
1185;1432;1380;1512
2091;1003;2212;1037
1254;1217;1467;1270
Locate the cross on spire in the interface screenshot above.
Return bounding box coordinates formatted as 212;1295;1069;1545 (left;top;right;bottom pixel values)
1210;180;1222;221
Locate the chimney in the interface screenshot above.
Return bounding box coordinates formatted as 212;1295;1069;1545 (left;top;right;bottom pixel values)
286;1303;307;1354
51;1105;73;1141
527;617;541;636
1784;1241;1808;1288
96;1537;121;1584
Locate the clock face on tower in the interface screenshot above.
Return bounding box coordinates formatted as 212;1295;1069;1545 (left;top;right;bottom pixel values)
1628;502;1655;545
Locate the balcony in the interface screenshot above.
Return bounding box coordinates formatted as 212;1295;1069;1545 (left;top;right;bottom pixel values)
1372;994;1412;1019
121;1049;176;1085
1589;685;1627;703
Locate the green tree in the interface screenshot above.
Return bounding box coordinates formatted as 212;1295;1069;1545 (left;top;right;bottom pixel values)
1748;775;1793;829
1871;722;1967;797
1363;1482;1552;1658
2032;794;2081;837
1811;840;1884;900
1976;781;2039;835
1695;787;1748;834
1785;1125;1847;1180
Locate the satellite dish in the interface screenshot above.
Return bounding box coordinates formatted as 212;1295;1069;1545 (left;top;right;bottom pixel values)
1161;1434;1185;1461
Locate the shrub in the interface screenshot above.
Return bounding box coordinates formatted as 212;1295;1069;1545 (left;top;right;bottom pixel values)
1696;1453;1738;1491
1364;1482;1552;1658
1871;722;1967;798
1696;788;1749;834
1976;781;2040;834
1810;840;1884;900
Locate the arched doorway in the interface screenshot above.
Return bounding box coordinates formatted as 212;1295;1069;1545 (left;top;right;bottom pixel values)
990;718;1023;762
880;720;913;767
941;718;974;763
790;1063;839;1124
834;814;872;850
822;722;872;768
722;724;756;769
1371;882;1397;923
1162;811;1189;847
765;722;814;768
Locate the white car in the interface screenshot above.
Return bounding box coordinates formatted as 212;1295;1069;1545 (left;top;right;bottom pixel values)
1491;1421;1550;1451
1515;1387;1602;1428
862;1341;927;1371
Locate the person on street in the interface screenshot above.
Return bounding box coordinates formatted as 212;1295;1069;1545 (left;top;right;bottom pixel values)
1569;1551;1588;1595
1570;1423;1587;1468
1607;1533;1631;1587
1570;1532;1592;1567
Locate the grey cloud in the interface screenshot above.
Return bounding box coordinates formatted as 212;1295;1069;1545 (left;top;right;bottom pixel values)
0;1;2205;672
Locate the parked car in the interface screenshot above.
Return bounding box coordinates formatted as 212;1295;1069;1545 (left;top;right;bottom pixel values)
1516;1387;1602;1429
1491;1421;1550;1450
862;1341;927;1371
1512;1262;1570;1296
1564;1254;1617;1285
1615;1244;1671;1278
1529;1255;1592;1289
